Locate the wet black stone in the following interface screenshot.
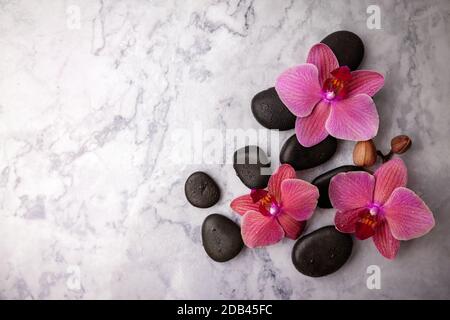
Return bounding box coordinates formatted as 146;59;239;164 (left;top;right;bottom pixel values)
312;165;363;208
185;172;220;208
279;135;337;170
233;146;271;189
292;226;353;277
202;214;244;262
251;87;296;130
321;30;365;71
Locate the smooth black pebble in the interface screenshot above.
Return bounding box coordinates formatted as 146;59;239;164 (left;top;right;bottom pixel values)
292;226;353;277
312;165;363;208
185;172;220;208
279;134;337;170
233;146;271;189
202;214;244;262
251;87;296;130
321;30;364;71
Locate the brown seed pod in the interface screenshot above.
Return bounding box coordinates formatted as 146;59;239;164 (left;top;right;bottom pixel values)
391;135;412;154
353;140;377;167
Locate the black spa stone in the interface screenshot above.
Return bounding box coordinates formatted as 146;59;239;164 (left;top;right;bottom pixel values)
312;165;363;208
185;172;220;208
251;87;296;130
233;145;271;189
321;30;365;71
279;135;337;170
292;226;353;277
202;214;244;262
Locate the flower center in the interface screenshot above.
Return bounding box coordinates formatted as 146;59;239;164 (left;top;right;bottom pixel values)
260;194;282;217
354;203;384;240
322;66;352;101
325;91;336;100
368;203;383;217
268;201;282;217
250;189;282;217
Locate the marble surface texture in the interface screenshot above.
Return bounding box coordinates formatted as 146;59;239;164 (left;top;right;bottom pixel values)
1;0;450;299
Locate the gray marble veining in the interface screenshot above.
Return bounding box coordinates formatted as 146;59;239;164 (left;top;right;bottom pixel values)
0;0;449;299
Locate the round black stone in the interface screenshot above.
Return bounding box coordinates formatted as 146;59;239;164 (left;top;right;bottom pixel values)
312;165;363;208
202;214;244;262
233;145;271;189
292;226;353;277
185;172;220;208
321;30;364;71
279;134;337;170
251;87;296;130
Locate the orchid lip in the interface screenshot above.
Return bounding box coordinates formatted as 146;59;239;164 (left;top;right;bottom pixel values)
321;66;352;102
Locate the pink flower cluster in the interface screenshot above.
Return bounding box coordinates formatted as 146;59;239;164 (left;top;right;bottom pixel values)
231;160;435;259
230;43;435;259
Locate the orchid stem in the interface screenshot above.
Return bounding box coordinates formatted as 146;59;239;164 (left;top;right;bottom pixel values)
377;150;393;163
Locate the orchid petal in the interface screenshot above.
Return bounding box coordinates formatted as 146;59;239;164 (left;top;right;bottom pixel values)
373;220;400;259
280;179;319;221
329;171;375;212
295;100;330;147
277;213;306;240
325;94;379;141
268;164;296;201
275;63;322;117
230;194;260;216
241;211;284;248
306;43;339;86
347;70;384;97
383;187;435;241
373;158;407;204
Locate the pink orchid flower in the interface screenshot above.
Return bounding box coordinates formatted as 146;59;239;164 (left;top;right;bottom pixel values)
329;158;435;259
230;164;319;248
275;43;385;147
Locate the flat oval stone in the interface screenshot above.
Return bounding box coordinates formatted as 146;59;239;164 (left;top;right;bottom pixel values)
202;214;244;262
321;30;364;71
233;146;271;189
292;226;353;277
185;172;220;208
312;165;363;208
279;135;337;170
251;87;296;130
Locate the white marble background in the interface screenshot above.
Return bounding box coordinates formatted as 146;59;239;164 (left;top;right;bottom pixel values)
1;0;449;299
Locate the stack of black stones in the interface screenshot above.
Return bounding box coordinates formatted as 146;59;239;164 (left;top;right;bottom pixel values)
185;31;366;277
